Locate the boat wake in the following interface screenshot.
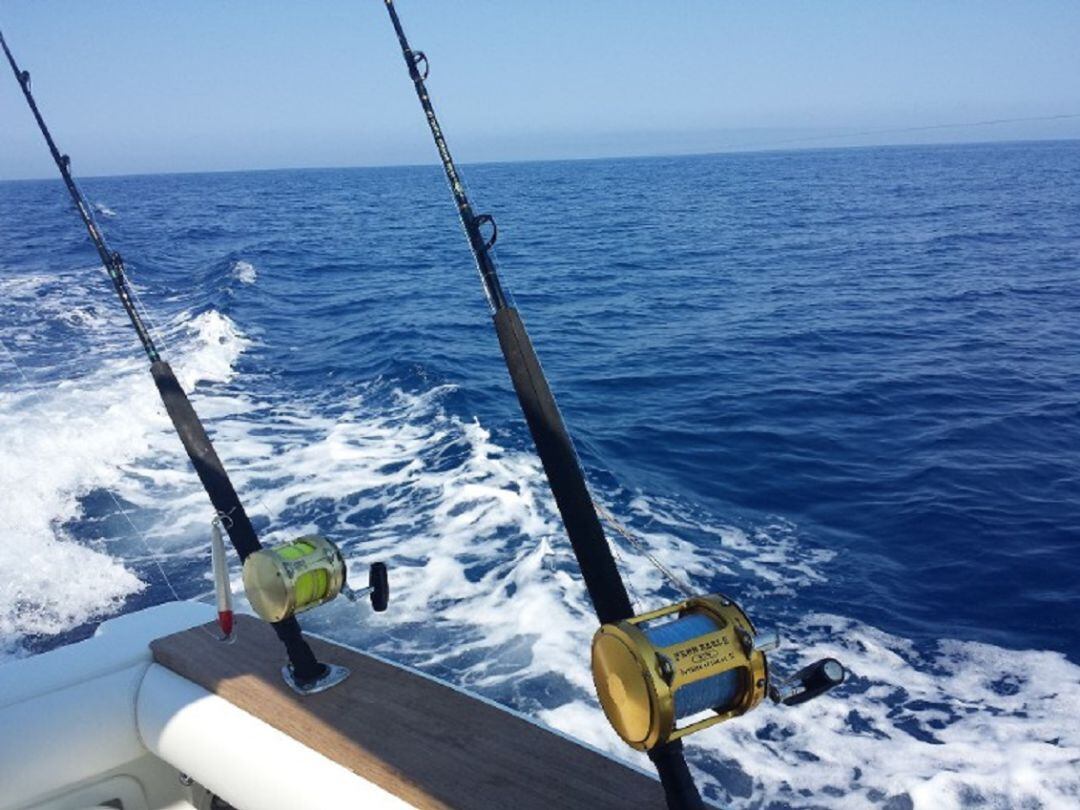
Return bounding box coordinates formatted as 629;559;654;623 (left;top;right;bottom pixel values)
1;272;1077;808
0;268;247;657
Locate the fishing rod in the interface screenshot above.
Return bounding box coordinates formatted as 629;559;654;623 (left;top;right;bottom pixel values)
1;28;391;692
380;2;845;807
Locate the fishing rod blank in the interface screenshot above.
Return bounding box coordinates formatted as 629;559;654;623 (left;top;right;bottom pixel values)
1;28;326;686
382;0;632;637
379;2;706;807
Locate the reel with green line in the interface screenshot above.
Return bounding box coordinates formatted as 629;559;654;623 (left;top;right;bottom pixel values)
243;535;389;623
235;534;389;694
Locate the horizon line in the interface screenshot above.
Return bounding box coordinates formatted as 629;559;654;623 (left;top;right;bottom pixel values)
2;133;1078;185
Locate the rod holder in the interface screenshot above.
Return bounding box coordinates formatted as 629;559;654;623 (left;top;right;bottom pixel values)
282;662;350;696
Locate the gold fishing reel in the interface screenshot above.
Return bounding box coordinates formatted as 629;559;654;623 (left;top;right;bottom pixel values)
592;594;773;751
592;593;846;751
242;535;389;623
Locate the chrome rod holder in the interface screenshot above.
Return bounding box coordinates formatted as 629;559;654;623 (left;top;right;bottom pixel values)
281;663;350;696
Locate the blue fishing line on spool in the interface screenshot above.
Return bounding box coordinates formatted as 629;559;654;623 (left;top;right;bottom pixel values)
645;612;741;719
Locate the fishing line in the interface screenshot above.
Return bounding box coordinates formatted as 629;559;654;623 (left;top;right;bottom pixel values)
605;534;645;614
0;266;274;646
0;335;183;604
404;61;731;606
67;168;176;358
595;501;696;599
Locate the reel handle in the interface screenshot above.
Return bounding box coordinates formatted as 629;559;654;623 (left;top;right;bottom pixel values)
343;562;390;612
770;657;845;706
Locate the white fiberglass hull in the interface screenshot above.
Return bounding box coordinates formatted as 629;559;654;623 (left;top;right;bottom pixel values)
0;603;410;810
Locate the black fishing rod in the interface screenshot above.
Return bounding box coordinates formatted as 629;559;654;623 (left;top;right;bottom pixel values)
379;2;706;807
1;28;326;686
381;4;849;806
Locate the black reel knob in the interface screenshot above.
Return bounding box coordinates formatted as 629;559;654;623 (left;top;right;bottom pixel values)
771;657;846;706
369;562;389;612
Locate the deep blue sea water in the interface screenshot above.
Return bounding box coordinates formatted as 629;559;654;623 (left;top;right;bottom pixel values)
1;141;1078;808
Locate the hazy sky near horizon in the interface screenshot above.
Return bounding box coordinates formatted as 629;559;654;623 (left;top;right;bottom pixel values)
2;1;1079;180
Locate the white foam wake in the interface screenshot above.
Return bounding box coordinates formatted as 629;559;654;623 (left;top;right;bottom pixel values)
0;268;249;658
542;616;1080;809
231;260;257;285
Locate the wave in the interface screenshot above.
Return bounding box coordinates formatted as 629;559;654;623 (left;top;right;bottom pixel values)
231;260;257;285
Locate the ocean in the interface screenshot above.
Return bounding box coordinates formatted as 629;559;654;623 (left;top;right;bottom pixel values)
1;140;1078;808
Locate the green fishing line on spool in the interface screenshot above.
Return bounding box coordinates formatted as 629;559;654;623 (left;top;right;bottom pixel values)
243;535;347;623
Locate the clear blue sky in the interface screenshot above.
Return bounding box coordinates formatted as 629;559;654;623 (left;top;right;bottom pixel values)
2;1;1078;180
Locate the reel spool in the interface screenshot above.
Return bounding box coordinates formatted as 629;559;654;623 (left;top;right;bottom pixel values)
591;594;773;751
242;535;389;624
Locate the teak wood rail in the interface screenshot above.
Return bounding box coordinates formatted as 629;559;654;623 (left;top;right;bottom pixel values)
152;615;667;809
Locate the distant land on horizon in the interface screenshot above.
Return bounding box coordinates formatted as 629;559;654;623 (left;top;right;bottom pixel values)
3;131;1079;185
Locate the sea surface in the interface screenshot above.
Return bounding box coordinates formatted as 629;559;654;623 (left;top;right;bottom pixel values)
1;141;1078;808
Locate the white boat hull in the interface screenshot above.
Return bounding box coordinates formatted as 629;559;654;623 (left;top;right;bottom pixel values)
0;603;409;810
